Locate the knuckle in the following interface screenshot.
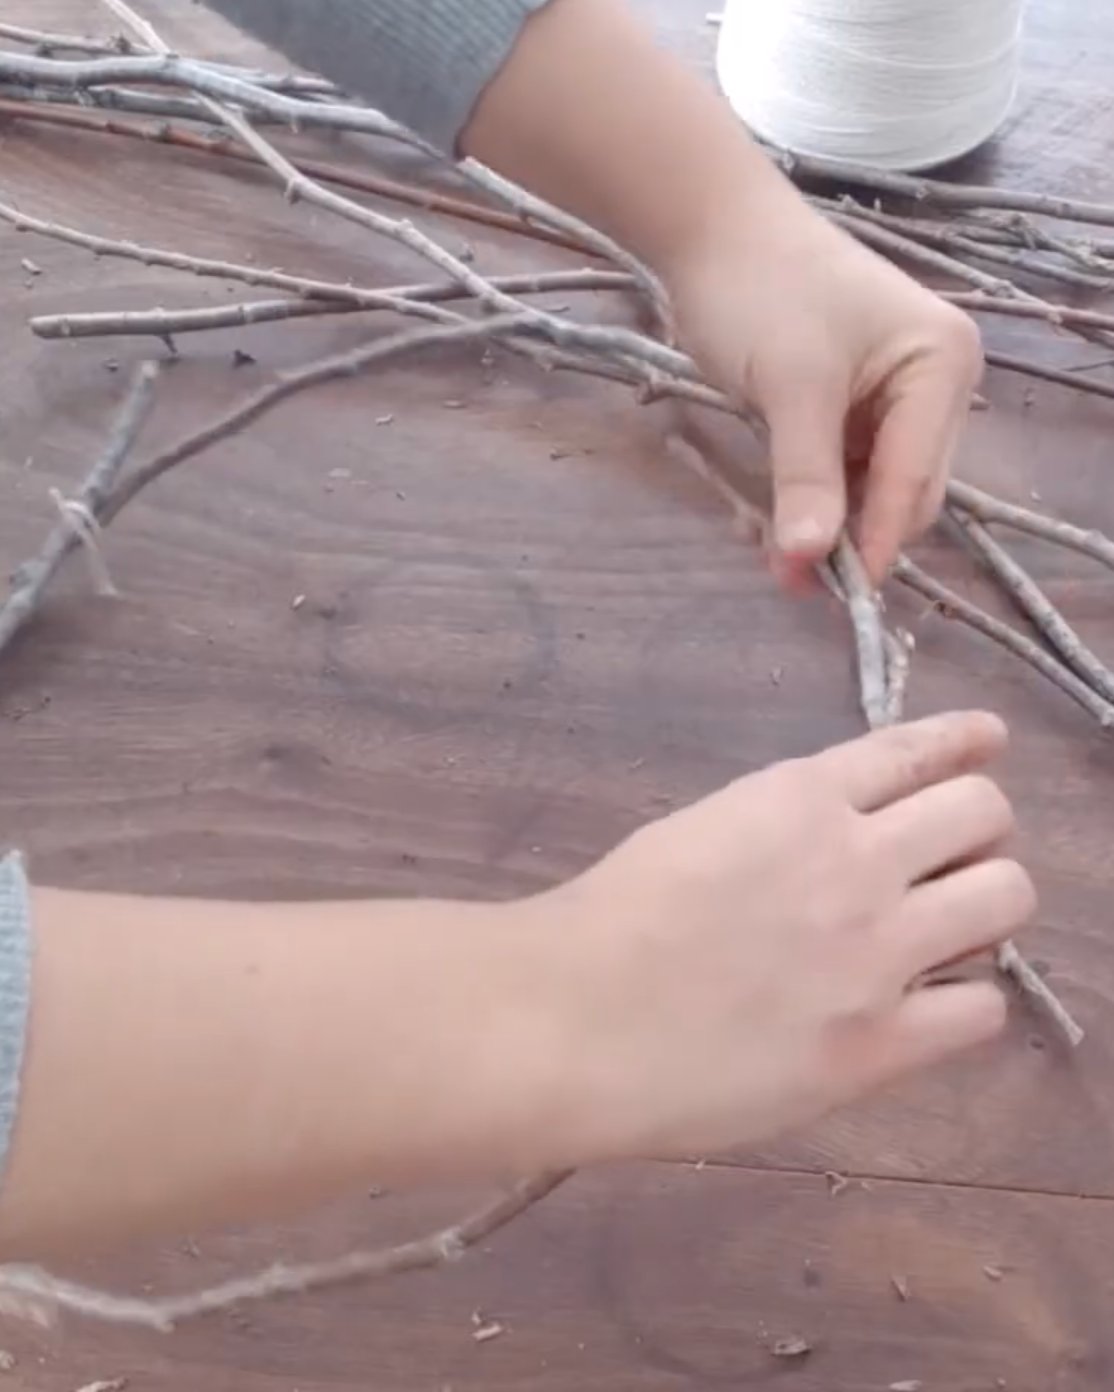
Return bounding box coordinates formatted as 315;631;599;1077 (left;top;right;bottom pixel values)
881;723;938;786
959;772;1014;834
990;858;1037;921
934;304;984;376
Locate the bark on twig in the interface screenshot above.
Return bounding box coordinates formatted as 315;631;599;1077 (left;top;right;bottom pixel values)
101;316;539;522
828;539;893;729
995;942;1085;1048
983;351;1114;403
0;362;159;658
0;1170;571;1331
894;557;1114;729
29;270;636;341
947;480;1114;573
768;143;1114;231
946;509;1114;705
0;97;600;258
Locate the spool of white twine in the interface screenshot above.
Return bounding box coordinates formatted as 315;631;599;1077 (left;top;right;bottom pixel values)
715;0;1024;172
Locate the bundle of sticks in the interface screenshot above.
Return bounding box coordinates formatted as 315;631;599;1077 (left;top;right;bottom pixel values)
0;0;1107;1329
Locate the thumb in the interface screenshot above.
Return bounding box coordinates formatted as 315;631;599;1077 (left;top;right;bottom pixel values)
764;383;848;565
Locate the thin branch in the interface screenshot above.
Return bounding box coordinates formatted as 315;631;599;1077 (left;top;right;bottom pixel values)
0;1170;571;1330
456;158;672;339
0;362;159;657
826;206;1026;297
983;350;1114;403
945;508;1114;706
768;142;1114;232
10;89;1114;383
827;209;1114;365
97;0;164;55
995;941;1085;1048
947;479;1114;573
0;48;687;383
893;557;1114;729
0;45;668;321
100;317;536;522
28;270;635;341
828;540;892;730
0;23;142;55
0;97;599;258
0;195;740;434
940;291;1114;338
825;197;1114;295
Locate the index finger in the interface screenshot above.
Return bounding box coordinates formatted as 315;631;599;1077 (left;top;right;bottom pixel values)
815;710;1008;813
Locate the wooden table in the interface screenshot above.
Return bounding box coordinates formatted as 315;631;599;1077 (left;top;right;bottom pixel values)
1;1;1113;1387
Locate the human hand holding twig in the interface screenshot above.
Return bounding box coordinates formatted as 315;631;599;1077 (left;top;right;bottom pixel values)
529;711;1029;1164
665;202;983;591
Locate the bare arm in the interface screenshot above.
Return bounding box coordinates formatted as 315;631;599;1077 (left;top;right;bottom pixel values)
0;881;570;1258
205;0;980;579
0;713;1027;1261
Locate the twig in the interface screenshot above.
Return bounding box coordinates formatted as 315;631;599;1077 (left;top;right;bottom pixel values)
893;557;1114;729
983;351;1114;403
0;34;686;384
768;143;1114;232
828;538;893;730
0;1170;570;1330
891;559;1089;1048
827;208;1114;363
455;158;672;339
0;362;159;657
947;479;1114;573
995;942;1085;1048
823;197;1114;294
0;23;143;55
28;270;637;341
0;45;668;321
940;291;1114;338
0;196;740;430
10;90;1114;386
0;97;599;258
100;316;538;522
946;509;1114;706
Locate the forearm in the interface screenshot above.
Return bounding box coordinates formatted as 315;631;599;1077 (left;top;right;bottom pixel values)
203;0;813;281
0;879;573;1258
461;0;810;281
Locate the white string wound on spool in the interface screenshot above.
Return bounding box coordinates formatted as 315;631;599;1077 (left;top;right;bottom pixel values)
715;0;1024;172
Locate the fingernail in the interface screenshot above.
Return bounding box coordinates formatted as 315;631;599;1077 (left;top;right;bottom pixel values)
777;517;827;553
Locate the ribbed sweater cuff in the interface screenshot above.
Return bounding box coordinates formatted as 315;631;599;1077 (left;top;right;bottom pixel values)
0;854;31;1195
207;0;554;151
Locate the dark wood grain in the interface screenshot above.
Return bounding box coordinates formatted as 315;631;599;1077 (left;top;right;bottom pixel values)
2;1164;1113;1392
2;0;1114;1386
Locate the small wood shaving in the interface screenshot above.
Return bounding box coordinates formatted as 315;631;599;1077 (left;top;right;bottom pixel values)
890;1273;911;1301
770;1336;812;1359
825;1171;850;1196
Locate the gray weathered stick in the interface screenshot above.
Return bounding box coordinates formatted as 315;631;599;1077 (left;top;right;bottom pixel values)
0;362;159;658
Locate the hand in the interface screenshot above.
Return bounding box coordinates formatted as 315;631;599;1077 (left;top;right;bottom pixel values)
538;711;1031;1165
665;199;984;589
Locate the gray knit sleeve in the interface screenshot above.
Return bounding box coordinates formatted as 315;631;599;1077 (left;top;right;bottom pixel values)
204;0;554;152
0;855;31;1188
